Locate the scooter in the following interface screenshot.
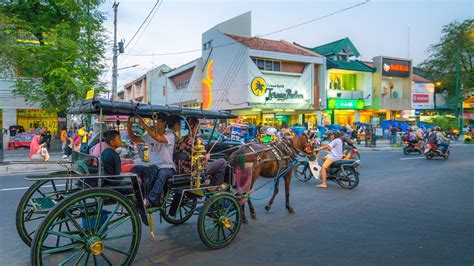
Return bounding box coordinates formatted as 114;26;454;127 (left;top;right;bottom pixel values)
293;152;360;189
403;140;422;155
424;142;450;160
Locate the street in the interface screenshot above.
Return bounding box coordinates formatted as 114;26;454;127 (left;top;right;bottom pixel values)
0;145;473;265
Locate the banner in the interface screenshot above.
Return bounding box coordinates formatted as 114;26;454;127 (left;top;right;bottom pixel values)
411;92;434;109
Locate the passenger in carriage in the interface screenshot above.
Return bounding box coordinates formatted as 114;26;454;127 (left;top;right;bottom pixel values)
127;114;180;207
176;117;227;186
101;130;123;176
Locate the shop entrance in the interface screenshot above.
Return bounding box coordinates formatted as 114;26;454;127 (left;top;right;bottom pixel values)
334;110;355;126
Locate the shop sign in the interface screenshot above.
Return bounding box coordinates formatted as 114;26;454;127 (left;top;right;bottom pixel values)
327;98;364;110
251;76;305;102
86;89;94;99
463;102;474;108
411;92;433;109
382;58;411;77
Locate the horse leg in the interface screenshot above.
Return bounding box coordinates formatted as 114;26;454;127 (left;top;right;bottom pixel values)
284;171;294;214
247;199;257;219
241;202;248;224
265;179;280;211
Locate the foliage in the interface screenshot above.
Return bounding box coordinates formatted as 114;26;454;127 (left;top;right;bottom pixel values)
429;116;457;130
0;0;108;114
419;19;474;105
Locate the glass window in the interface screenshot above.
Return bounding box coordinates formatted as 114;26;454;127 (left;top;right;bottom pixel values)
273;61;281;71
265;60;273;71
256;59;264;70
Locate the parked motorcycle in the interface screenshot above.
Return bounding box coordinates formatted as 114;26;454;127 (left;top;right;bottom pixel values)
424;142;450;160
403;140;422;155
293;153;360;189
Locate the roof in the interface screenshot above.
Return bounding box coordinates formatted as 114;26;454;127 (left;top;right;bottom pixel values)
413;73;432;83
308;37;360;57
226;34;321;58
327;58;375;72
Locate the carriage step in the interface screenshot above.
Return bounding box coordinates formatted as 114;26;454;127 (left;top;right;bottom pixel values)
31;198;56;211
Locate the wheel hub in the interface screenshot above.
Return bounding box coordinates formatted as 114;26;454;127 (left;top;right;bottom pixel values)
219;216;232;229
87;236;104;255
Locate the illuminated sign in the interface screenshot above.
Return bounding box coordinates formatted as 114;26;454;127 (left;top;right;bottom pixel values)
251;77;267;96
327;98;365;110
382;58;411;77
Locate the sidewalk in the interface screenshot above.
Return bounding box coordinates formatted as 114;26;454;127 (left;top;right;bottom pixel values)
0;146;67;175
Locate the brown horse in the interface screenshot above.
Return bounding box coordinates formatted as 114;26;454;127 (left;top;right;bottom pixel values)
230;134;309;223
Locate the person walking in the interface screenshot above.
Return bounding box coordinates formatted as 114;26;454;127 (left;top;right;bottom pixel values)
60;126;67;152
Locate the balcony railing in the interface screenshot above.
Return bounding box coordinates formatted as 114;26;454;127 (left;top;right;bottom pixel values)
327;89;364;99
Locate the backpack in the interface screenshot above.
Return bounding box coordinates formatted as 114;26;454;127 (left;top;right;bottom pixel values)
427;132;437;144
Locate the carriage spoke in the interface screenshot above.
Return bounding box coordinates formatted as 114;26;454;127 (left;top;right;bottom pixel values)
104;232;134;241
59;249;84;266
55;222;63;247
82;200;92;235
27;215;47;222
93;197;104;234
220;226;227;241
48;230;85;242
100;215;131;237
98;203;120;236
83;252;90;265
28;229;36;236
207;224;219;240
73;250;87;266
104;244;131;256
36;189;47;198
100;253;113;266
42;242;83;255
93;253;98;266
64;210;88;237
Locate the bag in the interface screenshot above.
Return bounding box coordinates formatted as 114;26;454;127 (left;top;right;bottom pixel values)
73;133;81;146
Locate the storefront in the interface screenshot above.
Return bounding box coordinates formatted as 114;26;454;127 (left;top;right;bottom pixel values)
371;56;413;122
325;98;365;126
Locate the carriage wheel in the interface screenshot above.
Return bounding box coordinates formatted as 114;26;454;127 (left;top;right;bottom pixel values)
336;168;360;189
161;190;197;225
31;188;141;266
197;193;241;249
16;171;79;247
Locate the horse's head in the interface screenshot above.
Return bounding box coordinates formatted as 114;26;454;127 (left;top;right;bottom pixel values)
283;133;311;154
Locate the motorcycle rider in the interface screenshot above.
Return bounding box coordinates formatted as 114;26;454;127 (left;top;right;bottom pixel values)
315;130;343;188
340;126;355;159
407;127;420;150
433;126;450;154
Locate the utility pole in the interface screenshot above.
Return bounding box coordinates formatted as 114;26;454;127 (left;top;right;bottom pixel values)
111;1;119;100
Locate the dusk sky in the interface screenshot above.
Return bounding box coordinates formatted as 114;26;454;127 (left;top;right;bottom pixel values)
98;0;473;92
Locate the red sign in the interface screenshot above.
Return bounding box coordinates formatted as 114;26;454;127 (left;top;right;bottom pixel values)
413;94;429;103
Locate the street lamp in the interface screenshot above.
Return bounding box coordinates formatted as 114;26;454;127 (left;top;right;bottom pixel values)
435;81;442;87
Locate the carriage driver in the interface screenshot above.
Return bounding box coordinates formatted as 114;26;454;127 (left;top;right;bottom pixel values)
127;114;180;207
314;130;343;188
176;117;227;186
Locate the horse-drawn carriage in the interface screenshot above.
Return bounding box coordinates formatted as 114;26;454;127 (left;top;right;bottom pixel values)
16;98;244;265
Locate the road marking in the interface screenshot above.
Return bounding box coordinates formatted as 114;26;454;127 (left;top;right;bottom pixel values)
0;184;65;192
400;157;425;160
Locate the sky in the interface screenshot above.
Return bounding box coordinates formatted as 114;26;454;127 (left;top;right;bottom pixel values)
98;0;474;92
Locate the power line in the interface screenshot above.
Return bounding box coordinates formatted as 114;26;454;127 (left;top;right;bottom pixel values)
125;0;370;57
124;0;161;50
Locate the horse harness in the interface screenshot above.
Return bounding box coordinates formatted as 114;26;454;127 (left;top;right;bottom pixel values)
246;141;297;168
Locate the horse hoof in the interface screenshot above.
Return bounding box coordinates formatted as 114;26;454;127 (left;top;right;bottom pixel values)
265;205;271;211
251;213;257;219
242;217;248;224
287;207;295;214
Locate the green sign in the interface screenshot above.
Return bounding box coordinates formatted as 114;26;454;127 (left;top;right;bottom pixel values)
327;98;365;110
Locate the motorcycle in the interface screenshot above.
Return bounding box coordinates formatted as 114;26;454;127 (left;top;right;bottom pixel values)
424;142;450;160
344;145;361;160
293;152;360;189
403;140;422;155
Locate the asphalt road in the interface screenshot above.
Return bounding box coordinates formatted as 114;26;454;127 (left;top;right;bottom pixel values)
0;145;473;265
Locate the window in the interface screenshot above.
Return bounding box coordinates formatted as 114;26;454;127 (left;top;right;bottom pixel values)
329;73;357;91
176;79;190;90
252;57;281;72
202;40;213;50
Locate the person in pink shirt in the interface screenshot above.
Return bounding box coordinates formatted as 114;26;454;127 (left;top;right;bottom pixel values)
30;132;49;161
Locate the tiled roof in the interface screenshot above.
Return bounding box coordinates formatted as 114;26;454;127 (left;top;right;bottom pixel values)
226;34;322;58
309;37;360;57
413;73;432;83
327;58;375;72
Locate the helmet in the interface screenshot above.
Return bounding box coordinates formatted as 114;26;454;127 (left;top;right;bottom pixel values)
340;126;347;133
332;130;341;138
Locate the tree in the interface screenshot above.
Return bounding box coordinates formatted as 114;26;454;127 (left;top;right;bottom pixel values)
420;19;474;104
0;0;108;114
